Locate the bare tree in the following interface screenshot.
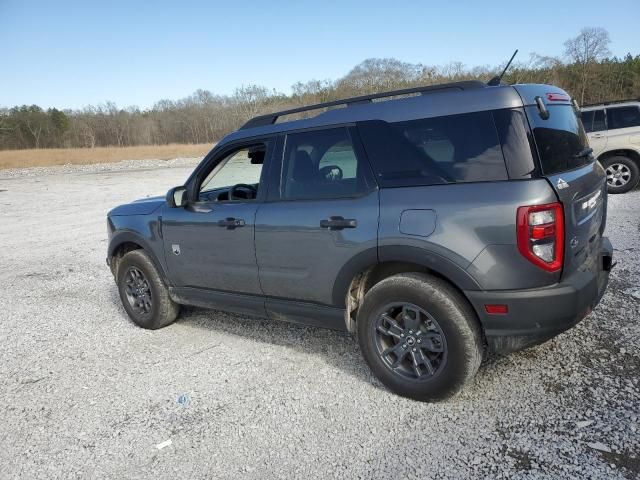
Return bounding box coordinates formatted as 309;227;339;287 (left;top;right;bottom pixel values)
564;27;611;104
0;30;638;152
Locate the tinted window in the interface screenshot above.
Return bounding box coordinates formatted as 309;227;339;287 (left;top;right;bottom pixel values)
581;111;594;132
493;109;536;178
593;110;606;132
281;128;372;200
607;106;640;130
526;105;591;175
358;111;508;187
581;109;607;133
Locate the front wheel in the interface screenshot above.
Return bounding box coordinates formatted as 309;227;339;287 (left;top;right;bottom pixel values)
602;156;639;194
357;273;483;401
116;249;180;329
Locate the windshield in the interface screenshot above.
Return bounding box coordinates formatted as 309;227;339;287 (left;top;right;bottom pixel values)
526;104;592;175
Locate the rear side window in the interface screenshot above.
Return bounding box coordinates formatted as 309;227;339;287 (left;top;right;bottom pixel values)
281;127;373;200
493;109;537;178
358;111;508;187
607;106;640;130
526;105;591;175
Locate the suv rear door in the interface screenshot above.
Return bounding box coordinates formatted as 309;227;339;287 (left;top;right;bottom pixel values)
606;105;640;147
521;91;607;279
254;126;379;325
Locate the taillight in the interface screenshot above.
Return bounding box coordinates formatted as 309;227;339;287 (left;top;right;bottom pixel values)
516;202;564;272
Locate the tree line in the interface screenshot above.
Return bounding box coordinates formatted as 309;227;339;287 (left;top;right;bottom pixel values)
1;27;638;151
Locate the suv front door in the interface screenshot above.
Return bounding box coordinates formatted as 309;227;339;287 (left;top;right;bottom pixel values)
582;109;608;156
255;127;379;326
162;141;273;301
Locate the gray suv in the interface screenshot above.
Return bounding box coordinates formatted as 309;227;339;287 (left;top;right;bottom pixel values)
107;81;613;401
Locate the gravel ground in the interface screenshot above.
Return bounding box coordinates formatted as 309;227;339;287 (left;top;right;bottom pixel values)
0;159;638;479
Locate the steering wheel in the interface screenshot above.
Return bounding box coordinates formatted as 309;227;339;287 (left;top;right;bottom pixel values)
319;165;343;181
228;183;257;201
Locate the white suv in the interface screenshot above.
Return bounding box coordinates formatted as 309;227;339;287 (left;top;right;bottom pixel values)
581;100;640;193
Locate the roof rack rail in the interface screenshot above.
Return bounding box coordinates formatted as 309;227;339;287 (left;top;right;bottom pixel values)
240;80;487;130
582;97;640;108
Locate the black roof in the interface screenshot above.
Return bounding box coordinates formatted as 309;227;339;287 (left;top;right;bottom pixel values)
218;82;565;147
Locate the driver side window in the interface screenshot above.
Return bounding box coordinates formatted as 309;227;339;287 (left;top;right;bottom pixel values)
199;144;266;202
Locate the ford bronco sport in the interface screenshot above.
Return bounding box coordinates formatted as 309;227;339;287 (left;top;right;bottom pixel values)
107;81;613;401
581;99;640;194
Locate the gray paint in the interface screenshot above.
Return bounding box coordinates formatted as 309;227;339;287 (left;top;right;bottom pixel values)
255;191;379;306
378;179;559;289
160;201;263;294
106;81;611;354
399;209;436;237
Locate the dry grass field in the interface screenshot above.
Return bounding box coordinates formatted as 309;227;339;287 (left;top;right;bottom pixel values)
0;143;212;169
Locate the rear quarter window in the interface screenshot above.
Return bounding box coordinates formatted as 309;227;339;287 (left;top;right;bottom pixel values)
526;105;592;175
357;111;508;187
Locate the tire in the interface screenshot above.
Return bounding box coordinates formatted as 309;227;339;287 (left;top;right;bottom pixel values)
357;272;483;402
602;156;639;194
116;249;179;329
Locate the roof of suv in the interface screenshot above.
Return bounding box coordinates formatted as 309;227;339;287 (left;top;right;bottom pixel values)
217;82;570;147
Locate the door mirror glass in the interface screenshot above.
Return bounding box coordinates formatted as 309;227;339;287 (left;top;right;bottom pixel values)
166;186;188;208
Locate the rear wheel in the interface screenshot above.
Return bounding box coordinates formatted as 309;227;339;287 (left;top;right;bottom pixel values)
602;156;639;194
116;249;179;329
357;273;483;401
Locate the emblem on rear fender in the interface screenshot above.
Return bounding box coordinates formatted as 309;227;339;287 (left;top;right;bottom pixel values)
557;178;570;189
172;244;181;255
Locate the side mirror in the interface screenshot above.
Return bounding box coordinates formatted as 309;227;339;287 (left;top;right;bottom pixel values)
166;186;188;208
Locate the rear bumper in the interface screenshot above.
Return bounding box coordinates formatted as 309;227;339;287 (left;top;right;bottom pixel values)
465;237;613;354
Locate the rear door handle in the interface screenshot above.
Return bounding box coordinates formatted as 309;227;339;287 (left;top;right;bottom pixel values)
591;133;605;138
320;216;357;230
218;217;245;229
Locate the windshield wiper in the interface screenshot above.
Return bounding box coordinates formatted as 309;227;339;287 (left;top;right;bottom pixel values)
574;147;593;158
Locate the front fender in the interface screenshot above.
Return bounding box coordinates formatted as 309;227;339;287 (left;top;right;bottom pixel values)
107;215;169;284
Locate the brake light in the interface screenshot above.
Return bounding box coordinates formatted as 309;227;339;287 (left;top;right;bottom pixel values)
546;92;570;102
516;202;564;272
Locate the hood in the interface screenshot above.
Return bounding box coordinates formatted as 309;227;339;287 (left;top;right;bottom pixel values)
108;196;165;216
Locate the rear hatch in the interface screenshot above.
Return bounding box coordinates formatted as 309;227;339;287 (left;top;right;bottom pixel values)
517;86;607;279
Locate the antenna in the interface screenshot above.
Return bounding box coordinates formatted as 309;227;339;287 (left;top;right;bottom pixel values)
487;49;518;86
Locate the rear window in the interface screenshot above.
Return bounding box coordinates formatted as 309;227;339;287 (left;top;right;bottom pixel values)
357;111;508;187
526;105;592;175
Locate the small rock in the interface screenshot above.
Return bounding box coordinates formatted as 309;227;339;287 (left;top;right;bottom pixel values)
155;439;172;450
576;420;594;429
587;442;611;453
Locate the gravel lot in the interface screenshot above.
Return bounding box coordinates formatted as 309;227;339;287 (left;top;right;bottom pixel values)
0;159;638;479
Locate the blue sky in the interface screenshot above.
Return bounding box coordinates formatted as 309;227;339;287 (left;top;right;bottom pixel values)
1;0;638;110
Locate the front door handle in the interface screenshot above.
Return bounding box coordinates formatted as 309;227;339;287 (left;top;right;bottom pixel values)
591;133;605;138
320;216;357;230
218;217;246;229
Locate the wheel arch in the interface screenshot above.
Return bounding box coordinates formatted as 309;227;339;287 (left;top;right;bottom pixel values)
598;148;640;165
108;231;169;283
333;246;482;333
